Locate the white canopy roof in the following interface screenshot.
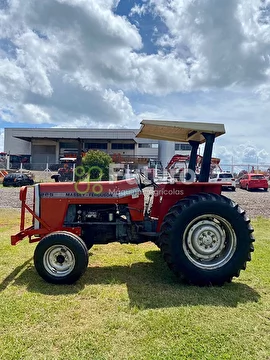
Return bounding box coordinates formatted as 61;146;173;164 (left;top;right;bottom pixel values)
136;120;225;144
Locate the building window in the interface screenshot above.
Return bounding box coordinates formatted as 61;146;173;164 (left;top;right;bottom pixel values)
85;143;108;150
175;143;192;151
60;142;78;149
111;143;135;150
138;143;159;148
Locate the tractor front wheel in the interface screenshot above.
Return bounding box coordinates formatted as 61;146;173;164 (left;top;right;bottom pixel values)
34;231;89;284
159;193;254;286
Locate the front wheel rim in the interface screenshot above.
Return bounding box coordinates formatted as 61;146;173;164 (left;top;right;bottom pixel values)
43;245;75;277
183;214;237;270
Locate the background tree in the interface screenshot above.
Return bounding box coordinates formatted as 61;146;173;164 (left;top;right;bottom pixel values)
82;150;112;181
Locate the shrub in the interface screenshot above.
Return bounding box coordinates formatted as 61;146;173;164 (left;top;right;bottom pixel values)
82;150;112;181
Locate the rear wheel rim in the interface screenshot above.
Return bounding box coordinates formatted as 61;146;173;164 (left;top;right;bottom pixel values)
43;245;75;277
183;214;237;270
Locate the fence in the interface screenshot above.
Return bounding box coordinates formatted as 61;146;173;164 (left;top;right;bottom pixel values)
220;164;270;176
1;161;270;183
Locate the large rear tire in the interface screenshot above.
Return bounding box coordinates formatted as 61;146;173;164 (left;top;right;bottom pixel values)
34;231;89;284
159;193;254;286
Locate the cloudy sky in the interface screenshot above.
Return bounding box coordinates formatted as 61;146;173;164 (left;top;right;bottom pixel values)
1;0;270;166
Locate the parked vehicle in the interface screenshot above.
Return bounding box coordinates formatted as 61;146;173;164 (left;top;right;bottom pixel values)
0;152;31;170
3;173;34;187
239;174;268;191
11;120;254;286
57;157;76;182
209;172;236;191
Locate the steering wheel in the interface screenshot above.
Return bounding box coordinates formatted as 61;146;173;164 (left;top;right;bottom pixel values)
139;171;159;189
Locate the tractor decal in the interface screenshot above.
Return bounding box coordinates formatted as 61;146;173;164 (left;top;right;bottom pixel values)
40;191;115;198
39;187;141;199
108;188;141;198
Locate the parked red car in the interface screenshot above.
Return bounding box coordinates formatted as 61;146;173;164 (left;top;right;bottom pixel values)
239;174;268;191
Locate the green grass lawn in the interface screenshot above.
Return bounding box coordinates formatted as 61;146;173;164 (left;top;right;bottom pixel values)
0;209;270;360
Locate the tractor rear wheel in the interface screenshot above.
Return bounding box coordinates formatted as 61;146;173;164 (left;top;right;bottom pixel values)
34;231;89;284
159;193;254;286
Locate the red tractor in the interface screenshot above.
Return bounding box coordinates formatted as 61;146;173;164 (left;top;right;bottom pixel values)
11;120;254;286
166;154;222;181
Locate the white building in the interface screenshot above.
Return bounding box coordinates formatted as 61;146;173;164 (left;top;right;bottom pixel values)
4;127;191;168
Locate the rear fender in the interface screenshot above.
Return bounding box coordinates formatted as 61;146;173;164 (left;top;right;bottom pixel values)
150;182;223;231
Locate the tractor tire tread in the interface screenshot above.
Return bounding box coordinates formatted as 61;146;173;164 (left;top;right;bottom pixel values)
158;192;254;286
34;231;89;284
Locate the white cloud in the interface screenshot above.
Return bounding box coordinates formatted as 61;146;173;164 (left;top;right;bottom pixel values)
214;143;269;165
0;0;144;127
22;104;52;124
0;0;191;130
145;0;270;90
102;89;136;126
1;0;270;100
0;0;270;163
130;3;148;17
134;88;270;165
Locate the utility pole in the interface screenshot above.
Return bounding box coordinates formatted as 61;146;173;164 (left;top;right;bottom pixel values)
75;138;83;182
